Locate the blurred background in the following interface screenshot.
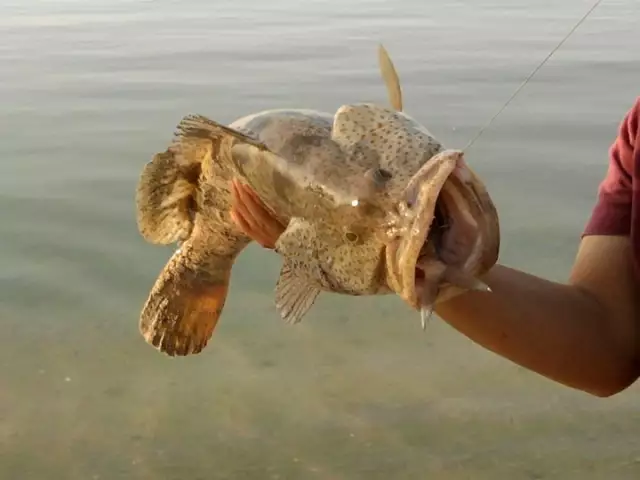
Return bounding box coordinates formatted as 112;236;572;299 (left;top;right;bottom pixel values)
1;0;639;478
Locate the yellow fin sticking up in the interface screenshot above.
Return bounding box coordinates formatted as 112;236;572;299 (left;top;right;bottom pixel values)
377;44;403;112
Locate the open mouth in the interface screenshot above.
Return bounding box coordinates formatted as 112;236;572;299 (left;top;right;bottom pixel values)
415;200;448;278
410;200;449;314
412;185;467;305
385;150;499;313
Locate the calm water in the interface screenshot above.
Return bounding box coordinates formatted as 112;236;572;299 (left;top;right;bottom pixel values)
2;0;640;478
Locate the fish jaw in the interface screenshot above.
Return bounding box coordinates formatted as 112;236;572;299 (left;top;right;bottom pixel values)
384;149;461;308
431;159;500;304
385;149;499;311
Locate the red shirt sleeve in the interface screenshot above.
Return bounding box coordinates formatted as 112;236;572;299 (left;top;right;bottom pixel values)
583;97;639;237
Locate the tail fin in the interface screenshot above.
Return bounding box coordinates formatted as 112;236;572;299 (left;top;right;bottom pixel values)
135;148;199;245
136;115;219;245
139;241;238;356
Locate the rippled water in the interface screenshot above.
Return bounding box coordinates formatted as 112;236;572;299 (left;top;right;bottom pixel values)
2;0;640;478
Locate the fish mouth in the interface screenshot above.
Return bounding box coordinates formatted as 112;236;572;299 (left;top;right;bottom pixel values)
385;151;500;311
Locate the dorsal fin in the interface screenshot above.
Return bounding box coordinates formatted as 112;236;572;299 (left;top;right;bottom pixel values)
377;44;403;112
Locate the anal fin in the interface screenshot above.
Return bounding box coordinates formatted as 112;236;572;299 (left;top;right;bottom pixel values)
275;262;321;325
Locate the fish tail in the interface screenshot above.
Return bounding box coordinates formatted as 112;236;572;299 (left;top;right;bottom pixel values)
135;147;202;246
136;113;234;245
139;233;246;356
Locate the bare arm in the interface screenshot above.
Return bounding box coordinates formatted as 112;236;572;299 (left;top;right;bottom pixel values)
229;180;640;397
436;235;640;397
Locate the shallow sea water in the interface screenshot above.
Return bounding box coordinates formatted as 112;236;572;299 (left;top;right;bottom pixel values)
2;0;640;478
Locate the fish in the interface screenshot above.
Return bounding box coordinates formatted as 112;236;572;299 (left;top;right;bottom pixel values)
135;45;500;356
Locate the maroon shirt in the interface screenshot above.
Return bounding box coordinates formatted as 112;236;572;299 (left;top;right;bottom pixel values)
583;97;640;273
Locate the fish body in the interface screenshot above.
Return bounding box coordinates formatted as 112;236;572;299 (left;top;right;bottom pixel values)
135;46;500;356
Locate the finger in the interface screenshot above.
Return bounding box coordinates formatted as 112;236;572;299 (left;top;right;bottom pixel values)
244;183;265;205
231;183;278;247
231;180;246;210
230;180;285;248
231;209;274;249
231;184;267;232
230;179;245;208
230;209;252;237
241;184;287;232
235;181;269;216
231;181;263;230
230;182;257;229
233;181;274;232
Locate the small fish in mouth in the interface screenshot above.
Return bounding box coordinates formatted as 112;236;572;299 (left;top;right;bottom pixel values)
134;45;500;356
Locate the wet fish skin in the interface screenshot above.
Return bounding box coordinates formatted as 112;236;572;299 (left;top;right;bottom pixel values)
134;47;500;355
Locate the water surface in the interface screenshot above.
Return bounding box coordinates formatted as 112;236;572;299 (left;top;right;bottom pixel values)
2;1;640;478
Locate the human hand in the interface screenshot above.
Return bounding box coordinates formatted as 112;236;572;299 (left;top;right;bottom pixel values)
230;180;286;249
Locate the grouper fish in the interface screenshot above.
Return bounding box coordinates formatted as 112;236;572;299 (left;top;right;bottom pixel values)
135;46;500;356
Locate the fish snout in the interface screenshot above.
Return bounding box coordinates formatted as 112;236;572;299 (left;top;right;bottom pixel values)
385;149;500;313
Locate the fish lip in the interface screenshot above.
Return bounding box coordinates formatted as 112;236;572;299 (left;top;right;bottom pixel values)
385;152;460;309
446;161;500;274
387;153;499;310
405;188;453;309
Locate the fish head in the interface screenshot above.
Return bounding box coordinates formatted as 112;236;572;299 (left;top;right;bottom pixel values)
320;103;500;310
271;149;499;324
268;103;437;299
324;103;446;217
383;148;500;310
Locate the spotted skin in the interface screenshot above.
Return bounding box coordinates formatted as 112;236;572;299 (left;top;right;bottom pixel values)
270;105;457;319
135;53;500;355
136;123;252;356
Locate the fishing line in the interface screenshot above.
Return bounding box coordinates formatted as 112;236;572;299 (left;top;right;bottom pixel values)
463;0;604;152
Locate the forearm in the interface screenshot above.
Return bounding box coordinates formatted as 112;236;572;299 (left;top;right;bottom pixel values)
435;264;637;397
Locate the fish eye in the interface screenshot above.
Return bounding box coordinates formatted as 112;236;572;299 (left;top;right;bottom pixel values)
364;167;393;189
345;231;359;243
373;168;392;182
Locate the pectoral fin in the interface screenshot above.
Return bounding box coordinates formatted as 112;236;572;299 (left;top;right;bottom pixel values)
139;243;236;356
274;262;321;325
